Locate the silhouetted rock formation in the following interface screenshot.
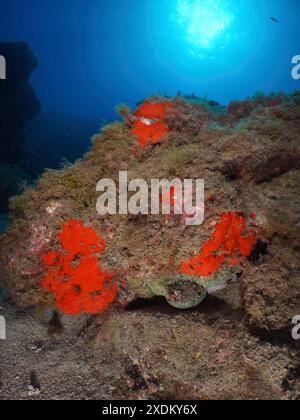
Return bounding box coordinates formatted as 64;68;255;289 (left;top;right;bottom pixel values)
0;42;41;163
0;164;32;212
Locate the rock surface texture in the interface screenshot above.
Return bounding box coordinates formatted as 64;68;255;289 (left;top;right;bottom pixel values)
0;93;299;399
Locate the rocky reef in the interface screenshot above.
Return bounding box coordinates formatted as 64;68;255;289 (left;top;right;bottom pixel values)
0;42;40;163
0;93;299;399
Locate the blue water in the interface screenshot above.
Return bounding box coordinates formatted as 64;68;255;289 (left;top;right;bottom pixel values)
0;213;9;234
1;0;299;121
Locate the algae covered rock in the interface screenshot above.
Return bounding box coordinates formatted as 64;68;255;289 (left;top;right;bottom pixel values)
0;93;299;339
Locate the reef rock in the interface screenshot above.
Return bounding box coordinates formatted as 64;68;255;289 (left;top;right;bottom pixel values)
0;93;299;399
0;42;41;163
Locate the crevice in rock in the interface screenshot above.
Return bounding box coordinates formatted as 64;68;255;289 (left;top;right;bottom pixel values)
248;240;269;263
221;161;240;182
282;364;300;399
248;324;297;348
125;295;246;322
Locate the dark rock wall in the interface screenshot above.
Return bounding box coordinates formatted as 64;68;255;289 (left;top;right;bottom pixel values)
0;42;41;163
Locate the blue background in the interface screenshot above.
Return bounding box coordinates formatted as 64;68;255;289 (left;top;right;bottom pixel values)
1;0;299;120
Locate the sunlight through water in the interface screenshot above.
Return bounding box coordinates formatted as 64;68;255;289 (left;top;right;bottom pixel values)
175;0;234;49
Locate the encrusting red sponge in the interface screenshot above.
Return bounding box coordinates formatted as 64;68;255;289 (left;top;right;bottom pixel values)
132;101;174;147
131;120;170;147
179;212;257;277
134;101;174;120
41;220;117;315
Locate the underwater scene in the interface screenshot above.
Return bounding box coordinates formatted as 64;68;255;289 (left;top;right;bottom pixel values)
0;0;299;402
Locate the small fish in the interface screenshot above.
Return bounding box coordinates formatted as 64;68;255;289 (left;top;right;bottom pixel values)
270;17;279;23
